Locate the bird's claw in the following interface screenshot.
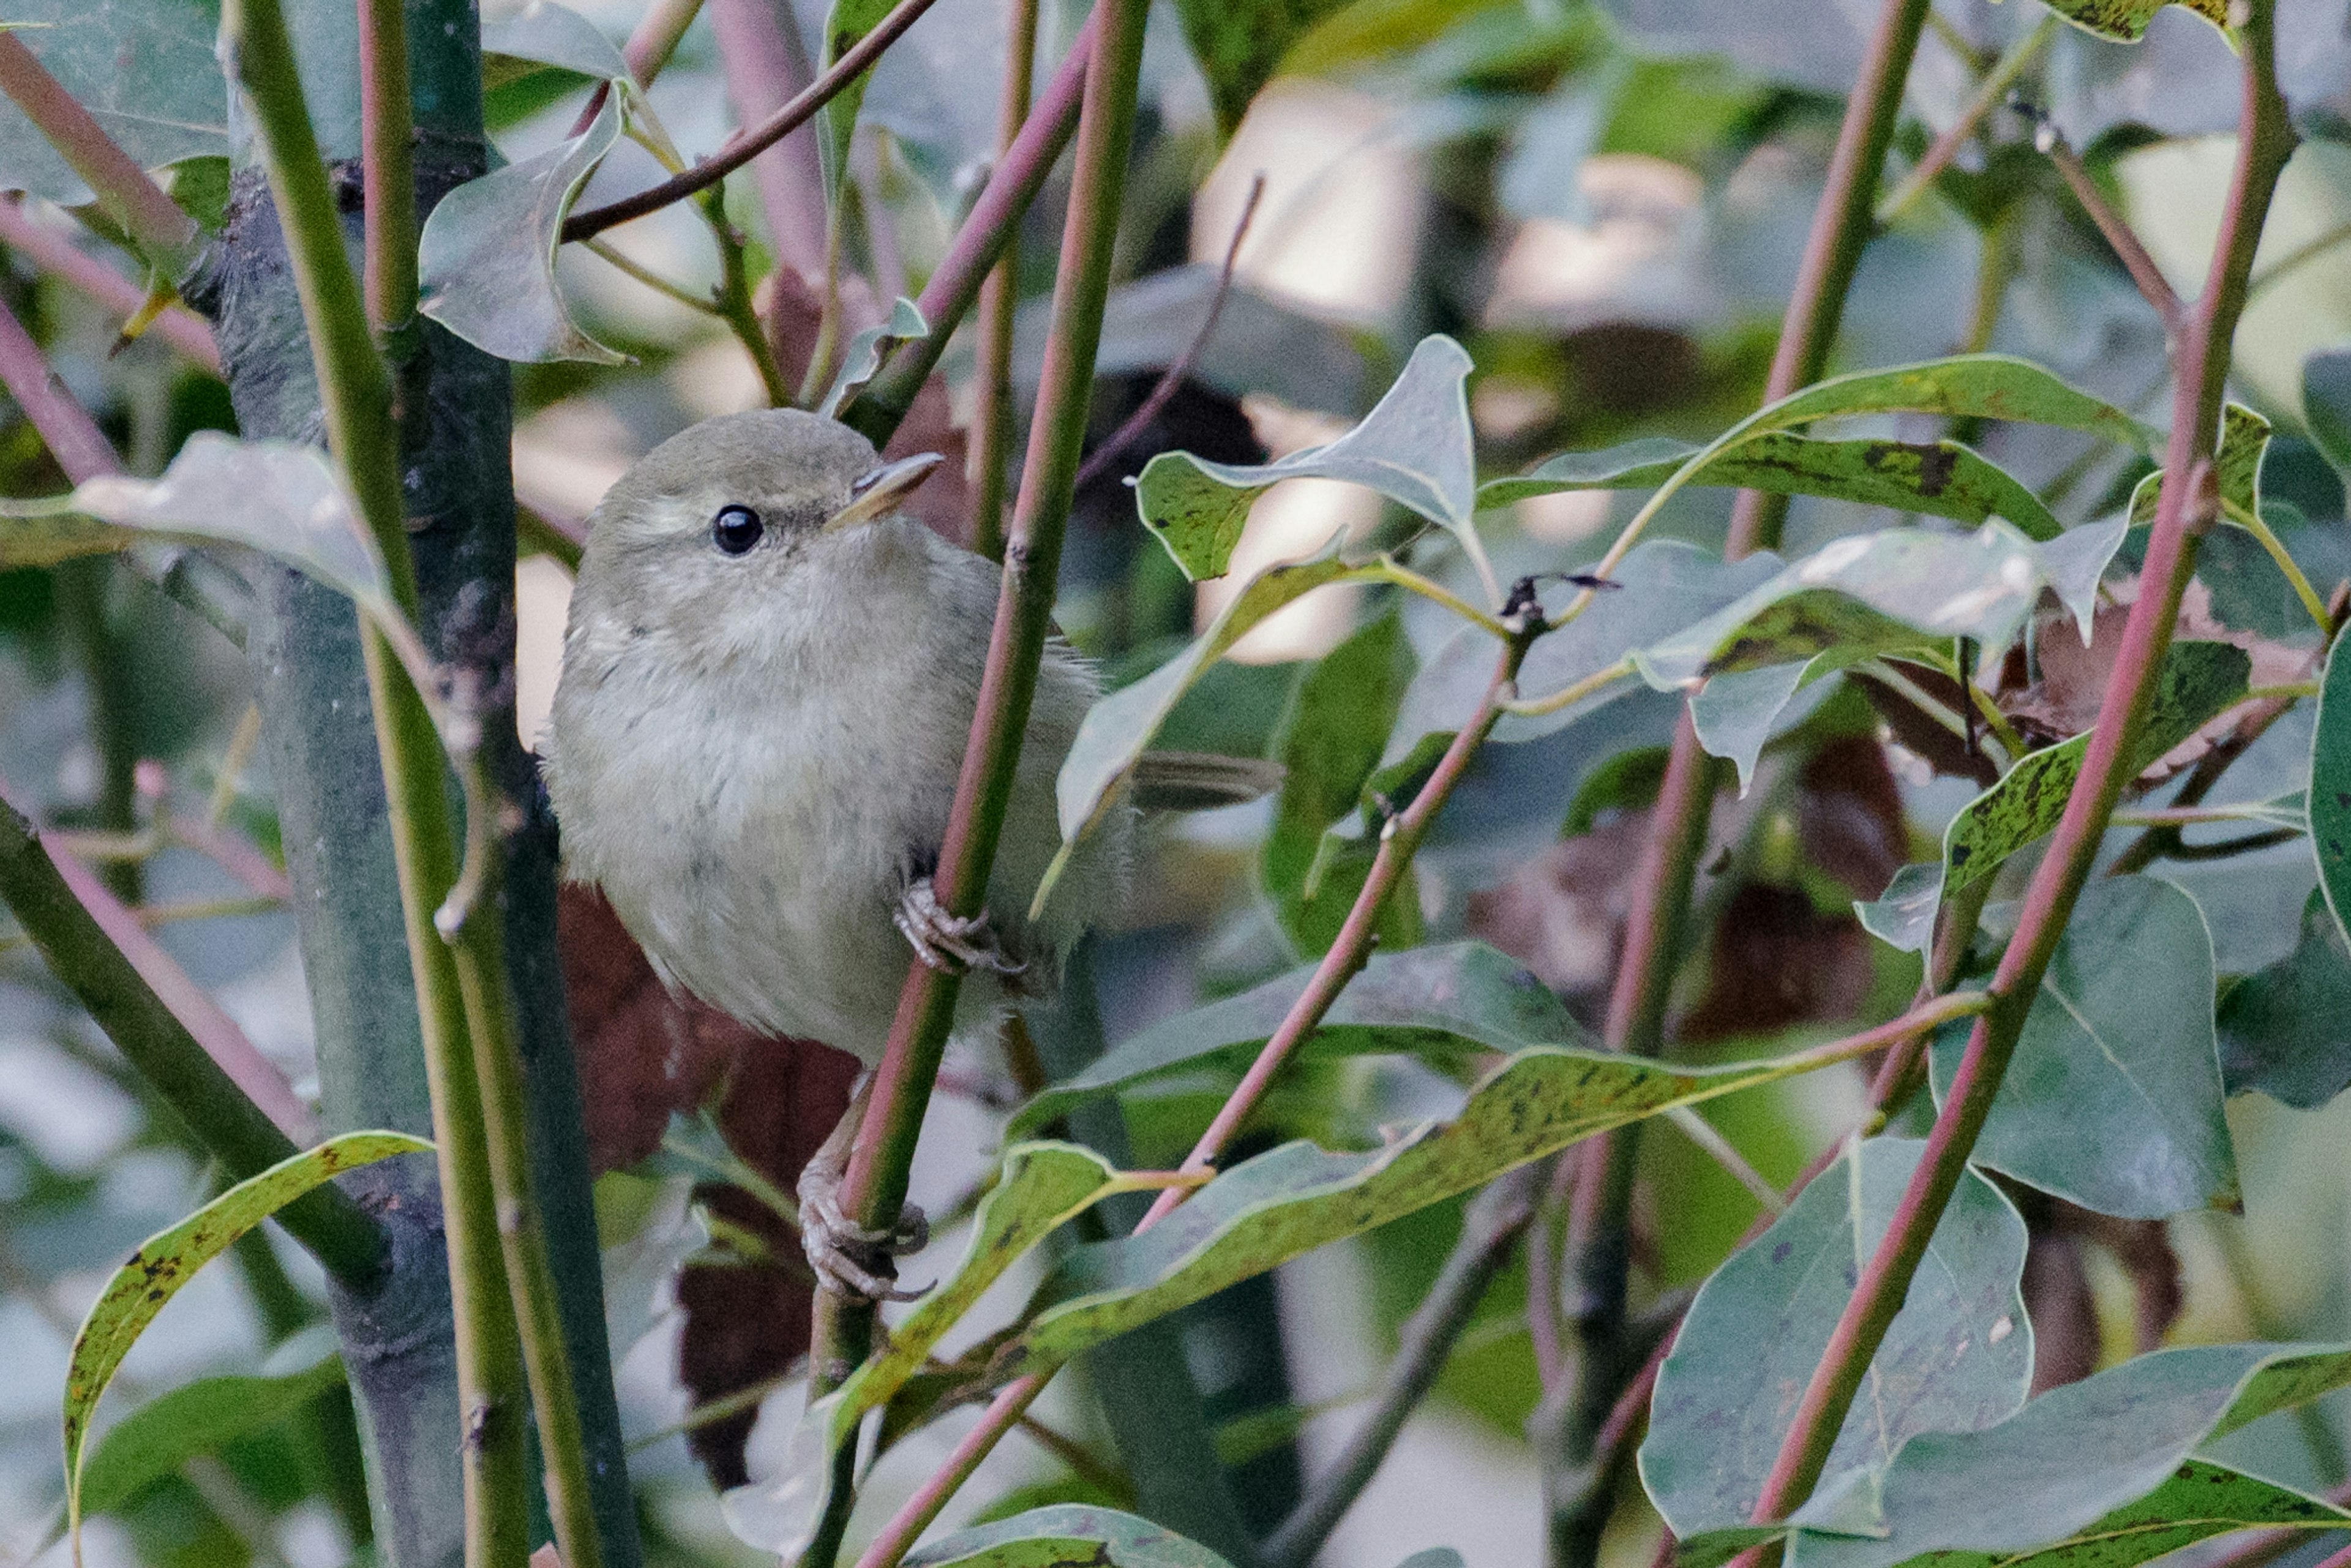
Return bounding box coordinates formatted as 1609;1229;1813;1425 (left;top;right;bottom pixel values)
894;877;1027;978
797;1153;929;1304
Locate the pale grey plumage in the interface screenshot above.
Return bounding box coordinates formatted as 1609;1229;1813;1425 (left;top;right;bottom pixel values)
541;408;1101;1066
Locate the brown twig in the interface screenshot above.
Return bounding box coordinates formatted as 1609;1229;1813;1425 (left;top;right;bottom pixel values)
1071;173;1265;492
2031;110;2187;338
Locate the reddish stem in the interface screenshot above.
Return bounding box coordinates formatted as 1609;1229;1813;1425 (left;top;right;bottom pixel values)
0;198;220;370
0;34;195;267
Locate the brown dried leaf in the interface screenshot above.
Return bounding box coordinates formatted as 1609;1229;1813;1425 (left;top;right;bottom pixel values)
1853;661;2001;787
1465;811;1650;1019
1797;735;1908;900
1678;883;1873;1044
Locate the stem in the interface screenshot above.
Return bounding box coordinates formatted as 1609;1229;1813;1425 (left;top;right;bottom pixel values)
0;196;221;370
582;236;725;315
568;0;703;137
223;1;534;1563
561;0;944;242
2041;125;2186;337
1739;6;2295;1544
0;33;198;270
2246;218;2351;302
2221;497;2332;637
837;12;1092;448
1875;15;2055;225
1553;0;1932;1555
850;1380;1051;1568
0;792;386;1281
967;0;1041;560
701;190;792;405
1263;1163;1545;1568
358;0;418;336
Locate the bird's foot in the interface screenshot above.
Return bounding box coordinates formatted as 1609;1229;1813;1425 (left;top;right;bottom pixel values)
893;877;1027;978
796;1152;929;1304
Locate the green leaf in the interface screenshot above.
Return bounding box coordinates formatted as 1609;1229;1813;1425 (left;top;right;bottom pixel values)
1837;1461;2350;1568
817;296;926;419
816;0;896;204
1561;745;1672;835
1006;942;1589;1138
1743;356;2154;450
1055;537;1374;849
77;1354;346;1518
479;0;629;80
1262;610;1419;956
1640;1138;2032;1546
2221;888;2351;1109
1689;658;1826;795
1134;336;1474;582
417;96;626;365
63;1132;431;1550
2305;347;2351;476
1172;0;1362;132
2128;403;2268;530
903;1506;1233;1568
2030;0;2226;44
2312;626;2351;954
0;0;226;206
1779;1343;2351;1568
1482;432;2064;542
1929;874;2236;1219
1858;638;2250;956
997;1028;1914;1379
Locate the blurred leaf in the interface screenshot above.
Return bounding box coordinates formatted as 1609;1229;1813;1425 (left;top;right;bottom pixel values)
1640;1138;2032;1546
2035;0;2225;43
78;1355;345;1518
1777;1343;2351;1568
1056;537;1373;849
0;0;225;206
904;1506;1231;1568
818;296;926;419
816;0;895;201
479;0;628;79
2317;626;2351;953
1000;1028;1916;1379
418;96;626;365
1929;874;2235;1219
1262;610;1420;956
1173;0;1362;131
1483;433;2064;541
1859;636;2253;950
63;1132;430;1550
1562;745;1671;835
2128;404;2269;531
1134;336;1472;582
1007;942;1586;1137
1688;658;1823;794
2219;889;2351;1109
2307;347;2351;476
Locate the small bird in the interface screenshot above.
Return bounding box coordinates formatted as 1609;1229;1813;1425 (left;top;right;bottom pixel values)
542;409;1270;1299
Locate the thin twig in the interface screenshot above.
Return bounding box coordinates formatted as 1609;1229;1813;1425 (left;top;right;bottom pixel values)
2246;218;2351;302
0;196;220;370
1875;15;2056;225
967;0;1043;561
0;33;197;270
569;0;705;137
561;0;943;242
358;0;416;336
2033;113;2187;338
1072;173;1264;492
1663;1106;1787;1215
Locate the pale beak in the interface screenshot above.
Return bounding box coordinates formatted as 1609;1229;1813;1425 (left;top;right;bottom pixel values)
823;452;945;531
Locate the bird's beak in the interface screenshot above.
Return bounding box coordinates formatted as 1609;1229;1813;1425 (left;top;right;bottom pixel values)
823;452;945;532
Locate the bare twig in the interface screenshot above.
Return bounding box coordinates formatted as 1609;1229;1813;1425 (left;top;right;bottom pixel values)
1875;15;2056;225
1072;173;1265;492
2031;111;2187;337
561;0;943;242
968;0;1043;561
0;197;220;370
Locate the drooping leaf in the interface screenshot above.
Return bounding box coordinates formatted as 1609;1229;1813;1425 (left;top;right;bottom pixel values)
2221;888;2351;1109
2306;347;2351;476
63;1133;431;1550
814;0;905;204
1688;658;1826;795
1055;537;1373;851
817;296;926;419
2312;628;2351;953
0;0;226;207
417;96;627;365
77;1353;346;1518
1929;874;2235;1218
1007;942;1588;1138
1777;1343;2351;1568
1261;610;1420;956
903;1506;1233;1568
1742;356;2154;450
2031;0;2225;43
479;0;630;80
1640;1138;2033;1547
1172;0;1362;132
1134;336;1474;582
1854;636;2251;954
997;1029;1919;1380
1482;432;2064;541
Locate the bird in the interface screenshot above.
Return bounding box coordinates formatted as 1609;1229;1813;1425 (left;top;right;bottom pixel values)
540;408;1273;1300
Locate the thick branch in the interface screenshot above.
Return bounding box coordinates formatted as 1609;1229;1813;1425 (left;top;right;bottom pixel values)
1740;2;2295;1539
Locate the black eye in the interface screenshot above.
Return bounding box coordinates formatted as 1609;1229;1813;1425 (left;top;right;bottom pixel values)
712;504;763;555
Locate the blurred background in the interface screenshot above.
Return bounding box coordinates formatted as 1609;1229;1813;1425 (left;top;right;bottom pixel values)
4;0;2351;1565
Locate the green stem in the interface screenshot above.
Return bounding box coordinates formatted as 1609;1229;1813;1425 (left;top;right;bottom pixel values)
582;236;726;316
358;0;418;335
699;189;792;405
0;792;387;1283
1737;4;2295;1546
223;2;533;1564
2221;496;2331;636
1875;15;2055;225
0;32;198;271
967;0;1041;560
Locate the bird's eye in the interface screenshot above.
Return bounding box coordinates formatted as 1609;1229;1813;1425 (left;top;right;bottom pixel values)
712;504;764;555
